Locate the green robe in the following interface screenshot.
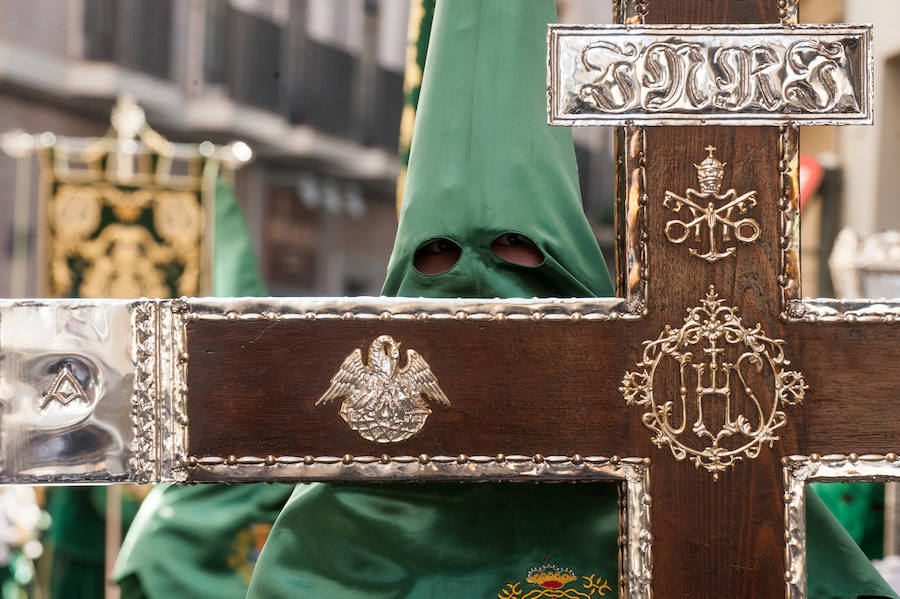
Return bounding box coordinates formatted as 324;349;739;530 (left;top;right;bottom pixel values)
247;484;892;599
247;2;897;598
115;484;290;599
45;487;141;599
814;482;886;560
113;180;294;598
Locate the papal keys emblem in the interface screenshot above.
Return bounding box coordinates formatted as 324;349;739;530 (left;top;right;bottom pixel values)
317;335;449;443
621;287;808;479
663;146;760;262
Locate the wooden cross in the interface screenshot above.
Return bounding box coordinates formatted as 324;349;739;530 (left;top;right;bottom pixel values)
0;2;895;598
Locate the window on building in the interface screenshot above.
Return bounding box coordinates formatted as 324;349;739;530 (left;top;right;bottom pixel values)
202;3;284;111
83;0;117;62
228;9;284;111
290;41;355;137
203;0;229;85
83;0;172;80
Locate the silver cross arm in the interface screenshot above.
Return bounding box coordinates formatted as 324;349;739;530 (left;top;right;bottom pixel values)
0;295;633;485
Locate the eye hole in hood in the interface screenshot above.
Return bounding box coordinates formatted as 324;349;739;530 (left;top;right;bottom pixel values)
490;233;544;267
413;238;462;275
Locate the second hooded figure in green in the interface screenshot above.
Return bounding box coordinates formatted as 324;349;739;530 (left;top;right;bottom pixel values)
112;181;293;599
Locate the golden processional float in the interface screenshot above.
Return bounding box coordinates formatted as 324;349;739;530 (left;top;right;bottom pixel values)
0;94;252;597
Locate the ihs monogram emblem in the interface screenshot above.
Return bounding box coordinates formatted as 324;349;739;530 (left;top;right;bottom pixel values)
663;146;761;262
317;335;449;443
498;560;611;599
621;287;808;479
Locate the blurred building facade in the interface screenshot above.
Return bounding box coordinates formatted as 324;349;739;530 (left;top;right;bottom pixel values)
0;0;410;297
3;1;898;299
841;1;900;238
0;0;647;300
793;0;900;297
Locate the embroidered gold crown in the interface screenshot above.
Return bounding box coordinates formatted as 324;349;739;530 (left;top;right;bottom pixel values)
694;145;726;194
525;564;577;589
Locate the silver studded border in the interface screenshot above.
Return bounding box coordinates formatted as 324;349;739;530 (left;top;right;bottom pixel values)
624;459;653;599
783;453;900;599
611;2;648;313
167;295;644;480
617;126;650;315
178;296;641;323
779;0;799;25
784;298;900;323
778;125;802;316
138;293;648;483
773;0;900;322
129;300;157;483
184;454;653;599
780;117;900;323
613;0;649;26
155;298;190;482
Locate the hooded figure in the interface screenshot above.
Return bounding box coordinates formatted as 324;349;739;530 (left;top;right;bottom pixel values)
246;2;897;598
112;181;293;599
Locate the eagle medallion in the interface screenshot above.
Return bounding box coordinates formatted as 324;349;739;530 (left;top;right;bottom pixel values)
317;335;449;443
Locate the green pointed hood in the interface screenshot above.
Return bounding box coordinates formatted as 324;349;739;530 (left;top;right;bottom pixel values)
383;0;612;299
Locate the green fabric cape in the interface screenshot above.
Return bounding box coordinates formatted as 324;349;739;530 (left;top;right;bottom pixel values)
247;2;895;598
113;180;293;599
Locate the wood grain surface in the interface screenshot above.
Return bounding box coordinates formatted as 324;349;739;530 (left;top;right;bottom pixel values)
643;4;793;599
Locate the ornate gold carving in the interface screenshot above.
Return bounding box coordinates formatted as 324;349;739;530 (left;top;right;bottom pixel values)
663;146;760;262
40;366;88;410
621;287;808;479
317;335;449;443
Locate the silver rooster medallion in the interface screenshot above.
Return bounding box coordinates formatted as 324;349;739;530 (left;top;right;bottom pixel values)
317;335;449;443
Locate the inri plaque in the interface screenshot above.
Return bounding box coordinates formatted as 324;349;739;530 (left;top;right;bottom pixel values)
548;24;872;126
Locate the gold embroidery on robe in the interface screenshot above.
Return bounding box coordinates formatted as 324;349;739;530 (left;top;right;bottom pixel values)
498;561;612;598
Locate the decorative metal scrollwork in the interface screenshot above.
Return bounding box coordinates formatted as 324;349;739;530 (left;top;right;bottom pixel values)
317;335;449;443
621;287;808;479
664;146;760;262
548;25;872;126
